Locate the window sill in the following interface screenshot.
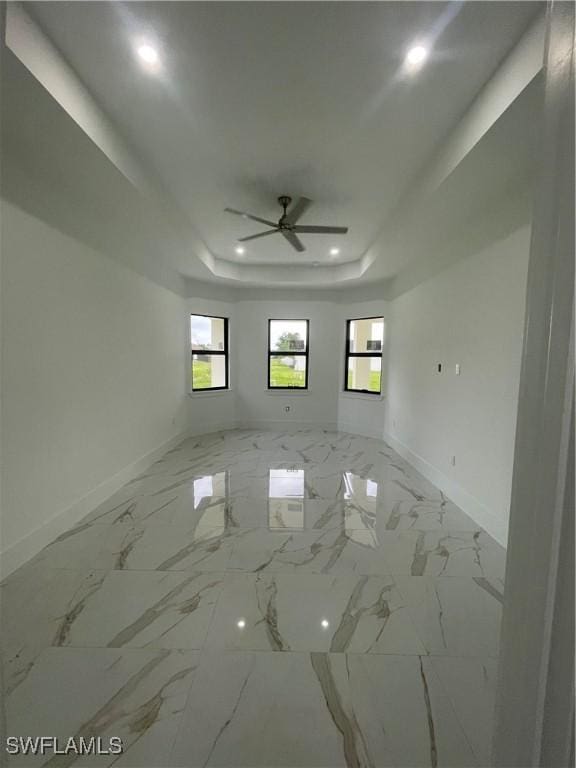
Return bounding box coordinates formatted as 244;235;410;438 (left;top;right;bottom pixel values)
340;391;385;402
188;389;233;398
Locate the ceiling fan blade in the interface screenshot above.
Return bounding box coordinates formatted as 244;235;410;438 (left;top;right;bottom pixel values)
284;197;312;225
224;208;277;228
282;230;305;252
293;225;349;234
238;229;278;242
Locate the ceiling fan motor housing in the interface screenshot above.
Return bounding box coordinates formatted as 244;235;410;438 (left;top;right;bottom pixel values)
278;196;292;227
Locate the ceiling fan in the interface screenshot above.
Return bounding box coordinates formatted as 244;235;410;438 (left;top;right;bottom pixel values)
224;196;348;253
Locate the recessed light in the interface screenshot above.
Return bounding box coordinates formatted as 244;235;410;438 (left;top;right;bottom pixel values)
330;248;340;256
405;45;428;68
321;619;330;629
137;44;159;64
235;246;245;255
237;619;246;629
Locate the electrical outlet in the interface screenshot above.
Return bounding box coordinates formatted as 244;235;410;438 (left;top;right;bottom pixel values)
455;363;461;376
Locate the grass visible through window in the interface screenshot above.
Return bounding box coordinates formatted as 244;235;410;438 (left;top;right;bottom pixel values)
270;358;306;387
192;359;213;389
347;371;381;392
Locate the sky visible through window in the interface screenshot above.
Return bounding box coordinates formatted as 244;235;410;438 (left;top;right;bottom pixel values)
270;320;308;350
191;315;211;347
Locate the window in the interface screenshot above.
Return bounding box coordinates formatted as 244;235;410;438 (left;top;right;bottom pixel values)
344;317;384;394
190;314;229;391
268;319;309;389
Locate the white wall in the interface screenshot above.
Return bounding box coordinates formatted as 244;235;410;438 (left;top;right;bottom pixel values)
235;300;340;431
337;299;389;439
186;296;391;436
385;225;531;545
1;202;188;577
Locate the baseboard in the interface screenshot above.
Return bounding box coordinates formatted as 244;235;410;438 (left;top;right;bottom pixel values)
0;428;192;581
338;421;386;440
188;420;239;437
237;419;338;433
384;432;508;547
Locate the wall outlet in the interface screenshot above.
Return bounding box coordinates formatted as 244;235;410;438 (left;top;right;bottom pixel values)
285;405;291;413
450;455;456;466
455;363;461;376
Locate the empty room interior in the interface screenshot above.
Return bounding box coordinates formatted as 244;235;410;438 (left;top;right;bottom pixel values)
1;2;574;767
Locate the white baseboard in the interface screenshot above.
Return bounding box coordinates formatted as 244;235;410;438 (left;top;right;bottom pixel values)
0;429;192;581
188;420;239;437
384;432;508;547
237;419;338;433
338;421;386;440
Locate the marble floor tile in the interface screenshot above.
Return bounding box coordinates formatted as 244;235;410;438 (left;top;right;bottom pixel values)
226;527;391;576
82;489;187;527
111;524;238;571
205;573;425;654
394;576;503;657
430;656;498;766
1;566;107;696
3;428;506;767
188;497;348;532
169;651;476;767
58;570;224;650
25;524;136;572
342;485;480;532
6;647;199;767
377;530;506;578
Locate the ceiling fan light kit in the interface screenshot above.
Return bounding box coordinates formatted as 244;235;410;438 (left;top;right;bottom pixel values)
224;196;349;253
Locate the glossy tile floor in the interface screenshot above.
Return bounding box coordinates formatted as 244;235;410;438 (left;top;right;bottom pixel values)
2;429;506;767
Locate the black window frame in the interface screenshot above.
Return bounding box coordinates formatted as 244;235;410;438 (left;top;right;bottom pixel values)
190;314;229;392
268;319;310;390
344;316;383;395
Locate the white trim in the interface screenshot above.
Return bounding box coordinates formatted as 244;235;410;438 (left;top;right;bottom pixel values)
340;392;385;402
188;420;238;436
0;428;191;581
188;389;234;398
338;421;386;440
237;419;337;433
384;431;508;546
265;390;310;397
493;3;575;764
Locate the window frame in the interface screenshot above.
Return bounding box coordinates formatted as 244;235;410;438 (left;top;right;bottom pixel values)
267;319;310;390
344;316;383;396
190;314;229;392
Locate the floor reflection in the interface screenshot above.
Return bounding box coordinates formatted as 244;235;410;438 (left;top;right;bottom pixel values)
193;471;228;535
344;472;379;545
268;469;305;529
187;467;385;544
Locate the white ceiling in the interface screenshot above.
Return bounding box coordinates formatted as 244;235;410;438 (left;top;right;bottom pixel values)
0;1;543;295
25;0;541;278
